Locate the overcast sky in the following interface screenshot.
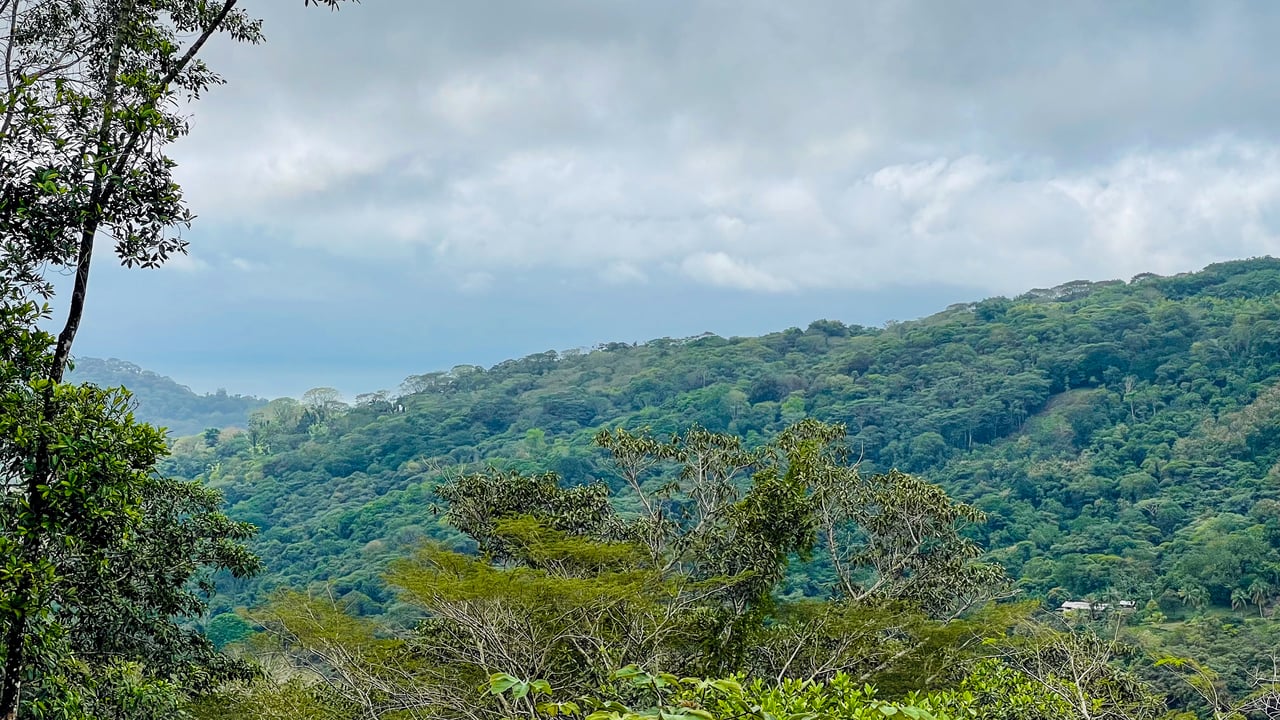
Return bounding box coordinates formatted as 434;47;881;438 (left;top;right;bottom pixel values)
63;0;1280;398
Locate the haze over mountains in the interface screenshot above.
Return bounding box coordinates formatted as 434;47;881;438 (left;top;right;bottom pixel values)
66;358;266;437
68;257;1280;710
137;258;1276;616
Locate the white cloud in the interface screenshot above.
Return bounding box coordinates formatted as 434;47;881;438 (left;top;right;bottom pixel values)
164;252;208;273
429;76;511;129
80;1;1280;395
681;251;794;292
177;119;393;215
601;261;648;285
457;271;494;294
213;136;1280;296
168;2;1280;299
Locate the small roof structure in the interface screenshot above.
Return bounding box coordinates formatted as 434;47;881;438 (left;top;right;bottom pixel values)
1058;600;1106;612
1056;599;1136;612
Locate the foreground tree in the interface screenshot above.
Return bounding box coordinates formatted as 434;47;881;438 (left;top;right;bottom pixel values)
994;622;1165;720
0;314;264;716
0;0;351;716
476;664;1076;720
221;421;1015;719
200;420;1221;720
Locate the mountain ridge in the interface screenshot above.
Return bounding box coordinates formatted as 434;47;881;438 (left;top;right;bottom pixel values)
133;256;1280;662
67;357;266;437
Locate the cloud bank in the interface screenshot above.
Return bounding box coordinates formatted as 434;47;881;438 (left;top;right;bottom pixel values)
72;0;1280;393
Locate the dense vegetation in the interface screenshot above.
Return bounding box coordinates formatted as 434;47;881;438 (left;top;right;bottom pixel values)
191;420;1275;719
0;1;348;717
145;258;1280;713
68;358;265;436
3;0;1279;715
190;421;1188;719
172;258;1280;617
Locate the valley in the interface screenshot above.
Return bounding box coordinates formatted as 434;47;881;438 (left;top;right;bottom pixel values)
129;258;1280;712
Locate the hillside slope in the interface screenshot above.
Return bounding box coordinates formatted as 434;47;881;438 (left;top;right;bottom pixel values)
169;258;1280;621
69;357;266;436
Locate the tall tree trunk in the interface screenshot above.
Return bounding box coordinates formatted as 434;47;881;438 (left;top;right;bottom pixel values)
0;2;130;714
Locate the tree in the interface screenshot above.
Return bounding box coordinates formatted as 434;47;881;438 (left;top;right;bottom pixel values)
204;613;254;650
243;525;689;720
225;420;1017;718
800;438;1007;616
1248;578;1271;618
436;426;804;677
426;421;1008;685
0;352;262;716
1178;585;1209;612
995;622;1165;720
1156;655;1274;720
0;1;351;717
301;387;347;424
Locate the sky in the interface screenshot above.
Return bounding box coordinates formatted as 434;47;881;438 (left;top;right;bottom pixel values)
62;0;1280;398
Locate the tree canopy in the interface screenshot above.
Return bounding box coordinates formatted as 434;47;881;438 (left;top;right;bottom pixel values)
0;1;352;717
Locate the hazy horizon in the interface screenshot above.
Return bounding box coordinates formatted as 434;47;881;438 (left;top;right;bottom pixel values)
58;1;1280;398
77;259;1244;400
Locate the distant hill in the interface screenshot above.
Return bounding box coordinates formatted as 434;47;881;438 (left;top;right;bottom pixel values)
169;258;1280;656
68;357;265;437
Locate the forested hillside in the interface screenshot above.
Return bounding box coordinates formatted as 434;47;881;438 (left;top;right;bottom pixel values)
69;357;266;436
171;257;1280;644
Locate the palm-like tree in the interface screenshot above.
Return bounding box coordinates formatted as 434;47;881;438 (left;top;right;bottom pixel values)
1179;585;1209;611
1231;587;1249;612
1248;578;1271;618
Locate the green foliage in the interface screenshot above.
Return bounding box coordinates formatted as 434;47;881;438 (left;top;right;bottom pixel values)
150;258;1280;713
478;665;1093;720
433;422;1002;676
0;0;351;716
163;260;1280;633
991;622;1167;719
0;327;262;715
66;358;265;437
434;470;618;559
205;613;255;650
209;421;1030;719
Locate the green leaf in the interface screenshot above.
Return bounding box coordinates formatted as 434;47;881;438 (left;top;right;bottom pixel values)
708;678;743;696
487;672;520;695
530;679;553;696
